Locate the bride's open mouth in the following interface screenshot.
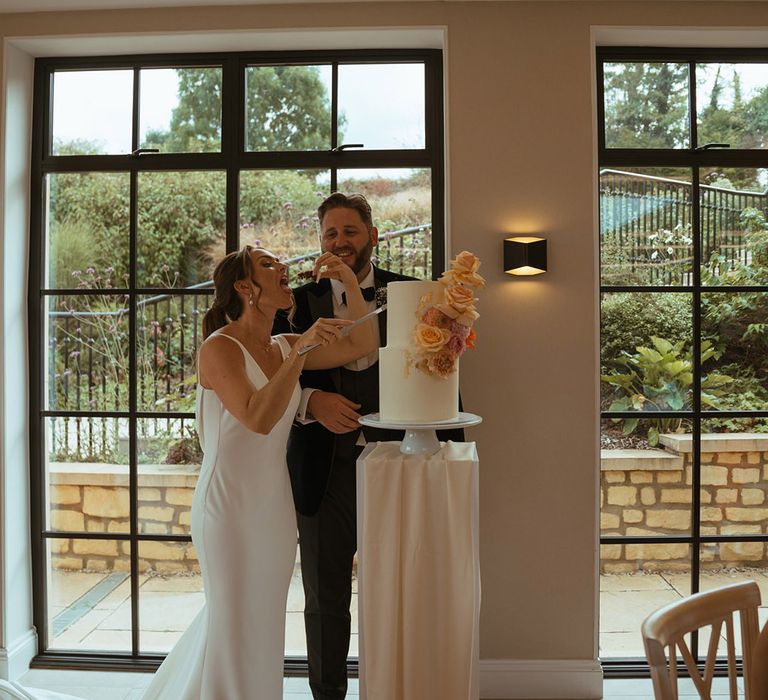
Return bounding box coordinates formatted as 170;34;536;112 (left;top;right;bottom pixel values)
279;275;291;291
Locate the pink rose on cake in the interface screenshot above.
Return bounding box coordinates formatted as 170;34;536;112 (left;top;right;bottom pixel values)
421;306;453;329
445;333;466;357
450;321;471;340
410;250;483;379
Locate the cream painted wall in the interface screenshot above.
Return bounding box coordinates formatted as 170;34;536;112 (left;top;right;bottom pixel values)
1;0;768;680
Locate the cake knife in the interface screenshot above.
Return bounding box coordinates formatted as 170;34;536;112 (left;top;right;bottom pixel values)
297;304;387;356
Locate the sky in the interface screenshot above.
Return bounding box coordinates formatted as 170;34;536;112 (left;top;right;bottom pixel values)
51;63;425;180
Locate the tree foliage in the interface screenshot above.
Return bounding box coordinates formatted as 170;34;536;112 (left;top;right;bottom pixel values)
603;62;689;148
143;65;336;152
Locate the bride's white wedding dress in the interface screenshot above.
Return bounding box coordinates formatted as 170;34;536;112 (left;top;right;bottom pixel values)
1;332;301;700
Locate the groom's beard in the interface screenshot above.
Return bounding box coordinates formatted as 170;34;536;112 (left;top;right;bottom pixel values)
337;238;374;276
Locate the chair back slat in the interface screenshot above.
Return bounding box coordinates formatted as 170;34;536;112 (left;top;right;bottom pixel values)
641;581;762;700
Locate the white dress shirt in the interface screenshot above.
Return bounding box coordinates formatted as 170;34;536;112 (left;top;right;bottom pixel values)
295;266;381;424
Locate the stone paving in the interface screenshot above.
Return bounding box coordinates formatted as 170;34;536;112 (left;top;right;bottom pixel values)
48;564;357;656
600;568;768;658
48;566;766;659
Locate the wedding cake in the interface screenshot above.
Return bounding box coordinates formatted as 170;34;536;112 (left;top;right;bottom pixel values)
378;252;484;424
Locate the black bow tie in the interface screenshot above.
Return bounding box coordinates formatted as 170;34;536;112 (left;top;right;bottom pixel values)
341;287;376;305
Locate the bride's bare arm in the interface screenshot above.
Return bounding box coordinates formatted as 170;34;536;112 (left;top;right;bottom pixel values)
198;316;353;434
198;336;307;435
295;254;377;370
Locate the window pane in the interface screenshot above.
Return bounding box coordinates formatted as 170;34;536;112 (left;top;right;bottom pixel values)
600;167;693;286
701;291;768;411
46;295;130;412
137;416;200;536
140;67;222;153
694;422;768;543
697;63;768;149
245;65;332;152
52;70;133;156
601;417;693;538
239;169;330;282
45;173;130;290
700;167;768;285
338;63;425;150
600;544;691;658
337;168;432;279
601;292;692;413
46;416;130;534
138;541;203;653
603;62;689;149
137;293;208;413
47;538;131;651
137;171;226;289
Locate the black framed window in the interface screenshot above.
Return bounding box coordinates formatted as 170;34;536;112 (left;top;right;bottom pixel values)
30;49;444;668
598;47;768;676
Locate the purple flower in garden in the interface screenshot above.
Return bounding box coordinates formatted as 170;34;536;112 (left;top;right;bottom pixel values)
105;267;115;274
283;202;293;210
86;267;95;274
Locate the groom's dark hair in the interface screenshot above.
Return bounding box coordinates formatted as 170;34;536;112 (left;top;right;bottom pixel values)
317;192;373;231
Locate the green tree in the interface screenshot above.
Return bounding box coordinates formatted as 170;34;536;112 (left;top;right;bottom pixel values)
144;66;337;152
603;62;689;148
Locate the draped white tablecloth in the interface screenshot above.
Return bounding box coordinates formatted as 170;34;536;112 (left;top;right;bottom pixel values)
356;441;480;700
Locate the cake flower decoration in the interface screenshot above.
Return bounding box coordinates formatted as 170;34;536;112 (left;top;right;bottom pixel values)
412;251;484;378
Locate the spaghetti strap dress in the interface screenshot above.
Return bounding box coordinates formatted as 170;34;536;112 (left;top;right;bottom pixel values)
0;332;301;700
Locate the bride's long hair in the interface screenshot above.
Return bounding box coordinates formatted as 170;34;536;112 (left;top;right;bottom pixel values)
202;246;257;339
202;246;297;340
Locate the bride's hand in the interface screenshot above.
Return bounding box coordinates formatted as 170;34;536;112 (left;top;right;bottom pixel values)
293;317;353;357
313;252;357;286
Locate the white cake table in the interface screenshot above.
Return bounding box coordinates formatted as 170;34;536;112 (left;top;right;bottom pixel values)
356;440;481;700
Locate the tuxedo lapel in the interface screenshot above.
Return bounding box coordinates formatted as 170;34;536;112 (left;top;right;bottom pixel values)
373;268;388;346
307;279;333;322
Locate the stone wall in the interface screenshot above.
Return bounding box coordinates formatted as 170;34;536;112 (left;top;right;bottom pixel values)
49;462;199;574
601;433;768;573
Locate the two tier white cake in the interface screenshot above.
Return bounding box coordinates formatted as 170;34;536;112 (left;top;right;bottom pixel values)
379;281;460;423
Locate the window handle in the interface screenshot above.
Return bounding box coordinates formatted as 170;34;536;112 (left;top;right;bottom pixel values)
695;143;730;151
131;148;160;156
331;143;364;152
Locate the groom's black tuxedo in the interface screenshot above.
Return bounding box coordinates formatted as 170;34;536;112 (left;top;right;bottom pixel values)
274;265;463;516
273;264;463;699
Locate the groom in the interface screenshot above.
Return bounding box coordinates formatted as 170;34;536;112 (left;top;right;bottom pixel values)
274;192;463;699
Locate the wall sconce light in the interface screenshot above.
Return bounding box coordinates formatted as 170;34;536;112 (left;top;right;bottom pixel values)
504;237;547;276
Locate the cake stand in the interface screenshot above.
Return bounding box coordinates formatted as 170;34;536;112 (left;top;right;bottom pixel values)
359;412;482;456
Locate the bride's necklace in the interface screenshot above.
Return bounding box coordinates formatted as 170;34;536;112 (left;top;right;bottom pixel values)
255;337;273;353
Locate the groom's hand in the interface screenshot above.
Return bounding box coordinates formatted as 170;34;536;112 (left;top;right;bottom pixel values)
307;391;361;434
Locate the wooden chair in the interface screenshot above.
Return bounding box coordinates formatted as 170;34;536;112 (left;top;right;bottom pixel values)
642;580;761;699
751;620;768;699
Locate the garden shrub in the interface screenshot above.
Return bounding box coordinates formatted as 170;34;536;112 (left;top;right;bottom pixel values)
601;292;691;364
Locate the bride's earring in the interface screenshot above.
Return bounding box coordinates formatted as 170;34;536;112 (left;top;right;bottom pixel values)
248;291;254;307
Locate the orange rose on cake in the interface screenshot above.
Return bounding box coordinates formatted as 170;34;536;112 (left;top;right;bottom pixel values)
411;250;484;379
414;323;451;352
439;251;486;289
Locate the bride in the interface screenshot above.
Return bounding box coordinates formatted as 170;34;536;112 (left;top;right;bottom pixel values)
1;246;376;700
